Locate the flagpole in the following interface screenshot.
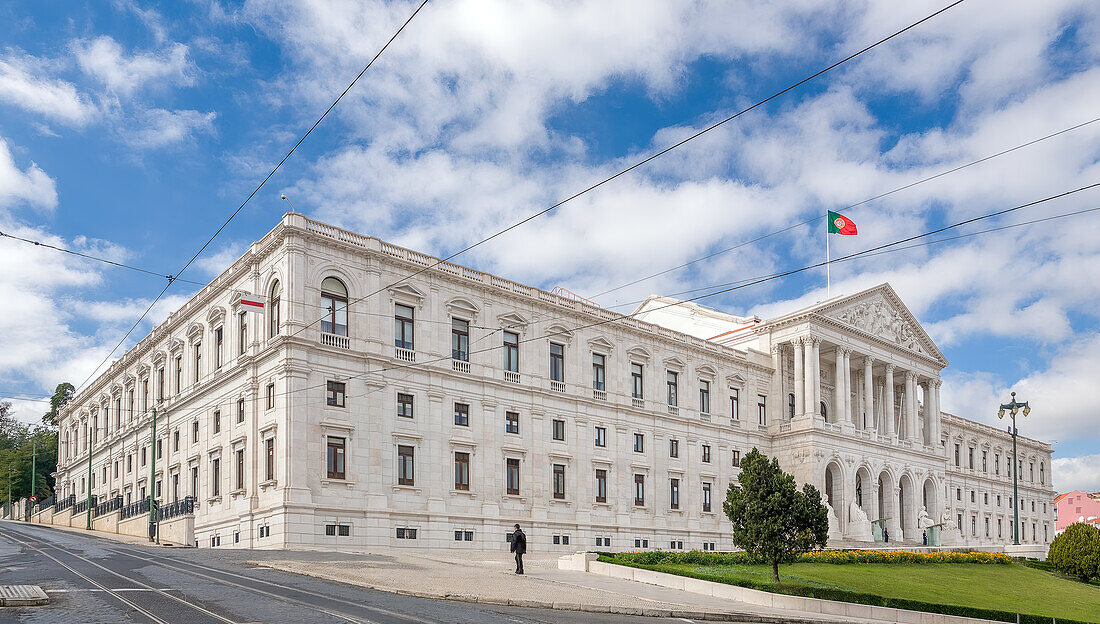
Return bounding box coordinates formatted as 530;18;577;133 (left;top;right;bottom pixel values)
826;212;832;298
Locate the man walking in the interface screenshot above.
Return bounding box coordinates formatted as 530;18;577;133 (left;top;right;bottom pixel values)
510;523;526;575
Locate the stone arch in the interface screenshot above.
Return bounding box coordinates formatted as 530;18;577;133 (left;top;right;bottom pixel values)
854;464;875;518
899;472;917;540
877;468;895;526
922;476;939;521
824;460;845;513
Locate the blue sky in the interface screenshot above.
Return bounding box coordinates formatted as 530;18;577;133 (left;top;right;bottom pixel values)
1;1;1098;491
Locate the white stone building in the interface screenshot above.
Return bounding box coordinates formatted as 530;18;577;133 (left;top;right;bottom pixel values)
53;213;1055;552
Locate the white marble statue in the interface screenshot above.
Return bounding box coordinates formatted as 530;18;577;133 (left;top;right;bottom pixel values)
847;502;874;542
825;503;843;542
917;506;935;529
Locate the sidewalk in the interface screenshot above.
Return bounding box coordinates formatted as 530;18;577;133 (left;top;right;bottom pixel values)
2;519;172;547
253;550;893;623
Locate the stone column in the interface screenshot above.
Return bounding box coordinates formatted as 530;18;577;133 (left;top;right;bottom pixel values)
833;348;845;424
770;345;784;423
793;339;805;418
804;338;816;418
905;372;917;441
863;356;875;432
883;364;896;439
810;338;821;419
930;380;942;449
841;348;853;426
922;381;933;446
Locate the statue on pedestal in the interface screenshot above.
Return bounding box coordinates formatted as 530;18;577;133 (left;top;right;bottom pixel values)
847;502;874;542
917;506;935;529
825;502;843;543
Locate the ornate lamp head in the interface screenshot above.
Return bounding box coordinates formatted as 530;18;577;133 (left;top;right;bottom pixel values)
997;409;1005;419
1023;406;1030;417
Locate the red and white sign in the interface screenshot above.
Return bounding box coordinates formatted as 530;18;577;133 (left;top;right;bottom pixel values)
29;496;37;503
238;294;265;312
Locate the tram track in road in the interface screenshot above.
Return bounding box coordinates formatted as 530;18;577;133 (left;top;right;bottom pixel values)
96;543;445;624
0;528;235;624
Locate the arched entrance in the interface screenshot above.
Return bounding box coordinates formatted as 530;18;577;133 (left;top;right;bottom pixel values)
922;478;938;519
899;473;916;541
824;462;844;513
855;466;874;518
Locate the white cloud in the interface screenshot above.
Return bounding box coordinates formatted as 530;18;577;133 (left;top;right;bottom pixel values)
0;53;97;126
1052;454;1100;494
0;138;57;211
121;108;216;149
73;36;193;95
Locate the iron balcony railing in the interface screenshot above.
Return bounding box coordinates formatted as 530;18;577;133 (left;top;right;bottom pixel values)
54;494;76;513
94;495;123;517
72;495;98;515
119;498;150;521
157;496;195;521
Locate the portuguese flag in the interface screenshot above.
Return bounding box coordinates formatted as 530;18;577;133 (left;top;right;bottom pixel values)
828;210;858;235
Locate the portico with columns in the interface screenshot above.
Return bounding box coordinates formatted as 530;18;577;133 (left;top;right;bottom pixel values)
719;284;950;544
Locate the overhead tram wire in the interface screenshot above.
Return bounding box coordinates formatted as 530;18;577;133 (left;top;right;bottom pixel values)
71;0;430;393
154;180;1100;426
285;0;970;342
589;113;1100;301
0;230;187;281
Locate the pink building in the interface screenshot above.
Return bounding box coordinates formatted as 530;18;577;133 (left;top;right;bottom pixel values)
1054;490;1100;533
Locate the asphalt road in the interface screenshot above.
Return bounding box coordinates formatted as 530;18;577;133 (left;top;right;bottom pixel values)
0;521;700;624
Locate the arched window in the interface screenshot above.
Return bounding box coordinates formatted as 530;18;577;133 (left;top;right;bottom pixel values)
820;401;828;422
788;393;795;420
269;280;281;338
320;277;348;337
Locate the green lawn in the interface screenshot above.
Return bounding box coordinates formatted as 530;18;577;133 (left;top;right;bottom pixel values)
643;562;1100;623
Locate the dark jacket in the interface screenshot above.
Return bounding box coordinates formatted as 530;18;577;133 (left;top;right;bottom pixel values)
510;529;527;554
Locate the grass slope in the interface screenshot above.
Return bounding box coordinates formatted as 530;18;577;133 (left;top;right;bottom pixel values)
646;562;1100;622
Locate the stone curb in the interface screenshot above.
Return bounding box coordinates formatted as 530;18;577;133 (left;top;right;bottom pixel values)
312;582;881;624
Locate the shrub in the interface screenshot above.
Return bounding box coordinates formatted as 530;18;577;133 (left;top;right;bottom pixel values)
602;549;1010;566
1049;522;1100;582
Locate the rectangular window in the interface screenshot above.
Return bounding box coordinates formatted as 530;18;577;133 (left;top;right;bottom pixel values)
730;388;739;420
702;444;711;463
266;383;275;410
397;445;414;486
264;438;275;482
215;327;223;369
552;418;565;441
757;395;767;426
211;458;221;497
552;463;566;499
595;469;607;503
454;403;469;426
394;304;414;349
732;449;741;468
699;380;710;413
192;344;201;385
157;438;162;460
157;367;165;400
954;444;960;466
982;450;988;472
703;482;712;513
594;426;606;447
670;478;680;510
237;398;245;423
142;445;147;466
634;474;645;506
631;363;644;399
142;379;149;412
235;449;245;490
506;458;520;495
669;438;679;458
213;410;221;434
995;454;1000;475
192;420;199;443
127;454;132;473
592;353;605;390
634;433;644;453
327;437;346;480
451;318;469;361
191;466;198;498
397;393;413;418
396;528;417;539
454;452;470;491
666;371;678;406
175;355;182;393
327;381;346;408
549;343;564;381
503;331;519;372
239;311;247;355
505;411;519;434
968;447;974;469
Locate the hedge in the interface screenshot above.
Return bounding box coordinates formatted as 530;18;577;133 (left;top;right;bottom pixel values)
603;549;1011;566
597;553;1097;624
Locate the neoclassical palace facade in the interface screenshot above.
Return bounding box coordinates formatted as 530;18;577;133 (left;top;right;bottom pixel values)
53;213;1055;552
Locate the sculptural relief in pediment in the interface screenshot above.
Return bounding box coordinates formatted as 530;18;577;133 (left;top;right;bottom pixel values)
826;294;926;354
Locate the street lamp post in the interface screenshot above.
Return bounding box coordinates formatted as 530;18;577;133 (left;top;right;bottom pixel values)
86;424;94;530
7;467;14;519
147;404;159;543
997;392;1030;546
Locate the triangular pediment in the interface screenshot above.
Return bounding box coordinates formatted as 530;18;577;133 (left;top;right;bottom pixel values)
816;284;947;366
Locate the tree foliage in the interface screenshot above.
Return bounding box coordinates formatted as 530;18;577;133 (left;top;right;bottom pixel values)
43;382;74;427
0;386;66;504
723;448;829;582
1048;522;1100;582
